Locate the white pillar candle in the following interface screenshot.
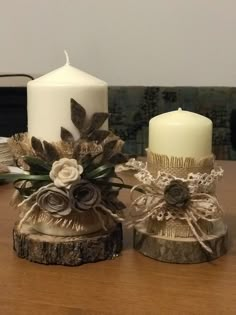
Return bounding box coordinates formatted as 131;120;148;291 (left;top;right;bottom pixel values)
27;52;108;142
149;108;212;158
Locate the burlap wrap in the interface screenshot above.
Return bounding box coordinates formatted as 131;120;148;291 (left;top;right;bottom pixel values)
147;150;215;178
146;150;216;238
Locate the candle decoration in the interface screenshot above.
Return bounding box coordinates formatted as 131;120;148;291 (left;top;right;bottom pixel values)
27;51;108;142
125;109;228;263
1;99;128;265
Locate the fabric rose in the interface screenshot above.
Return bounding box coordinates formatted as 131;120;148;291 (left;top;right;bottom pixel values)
164;179;190;208
49;158;83;188
36;186;71;217
69;180;101;211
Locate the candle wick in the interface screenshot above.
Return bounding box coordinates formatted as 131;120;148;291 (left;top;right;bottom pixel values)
64;50;70;65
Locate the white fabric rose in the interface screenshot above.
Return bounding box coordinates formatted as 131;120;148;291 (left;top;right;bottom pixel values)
49;158;83;188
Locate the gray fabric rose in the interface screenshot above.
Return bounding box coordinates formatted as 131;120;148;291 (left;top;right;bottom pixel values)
49;158;83;188
164;179;190;208
69;180;101;211
36;186;71;217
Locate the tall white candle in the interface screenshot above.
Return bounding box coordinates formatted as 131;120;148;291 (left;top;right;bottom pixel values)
27;52;108;142
149;108;212;158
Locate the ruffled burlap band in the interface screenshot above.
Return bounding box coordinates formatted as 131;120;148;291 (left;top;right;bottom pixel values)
147;150;215;178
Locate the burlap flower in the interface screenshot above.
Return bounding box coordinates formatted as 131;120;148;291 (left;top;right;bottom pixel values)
49;158;83;188
164;179;190;208
69;180;101;211
36;186;71;217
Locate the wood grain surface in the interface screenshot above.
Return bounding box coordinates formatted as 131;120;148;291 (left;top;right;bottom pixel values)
0;161;236;315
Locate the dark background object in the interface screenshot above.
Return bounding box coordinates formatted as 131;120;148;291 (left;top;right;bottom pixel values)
109;87;236;160
230;110;236;151
0;74;32;137
0;84;236;160
0;87;27;136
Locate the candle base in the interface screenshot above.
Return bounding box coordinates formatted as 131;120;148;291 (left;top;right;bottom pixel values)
4;100;128;266
13;221;122;266
134;220;228;264
125;153;228;263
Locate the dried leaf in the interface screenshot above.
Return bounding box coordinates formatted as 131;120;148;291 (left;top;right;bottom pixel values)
81;153;93;168
109;153;128;164
61;127;74;143
72;143;82;161
71;98;86;131
43;141;60;162
103;140;118;160
31;137;44;157
87;130;111;143
86;113;109;135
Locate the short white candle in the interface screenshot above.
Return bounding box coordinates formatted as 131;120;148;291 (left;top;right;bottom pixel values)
27;52;108;142
149;108;212;158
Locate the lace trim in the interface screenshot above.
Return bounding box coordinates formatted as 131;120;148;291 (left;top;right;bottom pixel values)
126;158;223;194
125;158;224;254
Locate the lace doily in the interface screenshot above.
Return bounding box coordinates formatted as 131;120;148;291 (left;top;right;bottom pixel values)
126;158;223;194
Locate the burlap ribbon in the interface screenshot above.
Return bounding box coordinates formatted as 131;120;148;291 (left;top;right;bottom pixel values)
17;183;124;234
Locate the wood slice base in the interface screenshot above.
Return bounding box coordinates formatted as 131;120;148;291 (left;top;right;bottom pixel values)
13;222;123;266
134;220;228;264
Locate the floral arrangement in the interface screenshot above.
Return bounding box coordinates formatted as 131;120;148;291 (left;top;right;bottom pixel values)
1;99;129;233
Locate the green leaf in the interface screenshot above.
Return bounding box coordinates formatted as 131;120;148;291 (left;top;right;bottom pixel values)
82;152;104;174
61;127;74;143
86;163;115;180
23;156;51;174
71;99;86;131
0;173;50;182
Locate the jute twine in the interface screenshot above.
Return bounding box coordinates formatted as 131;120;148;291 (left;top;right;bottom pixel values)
146;150;216;239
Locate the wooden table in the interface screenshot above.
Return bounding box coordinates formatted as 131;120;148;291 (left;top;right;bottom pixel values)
0;161;236;315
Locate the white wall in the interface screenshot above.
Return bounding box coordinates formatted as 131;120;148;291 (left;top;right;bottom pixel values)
0;0;236;86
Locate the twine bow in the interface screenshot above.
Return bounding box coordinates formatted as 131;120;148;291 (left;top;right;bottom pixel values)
126;159;224;254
